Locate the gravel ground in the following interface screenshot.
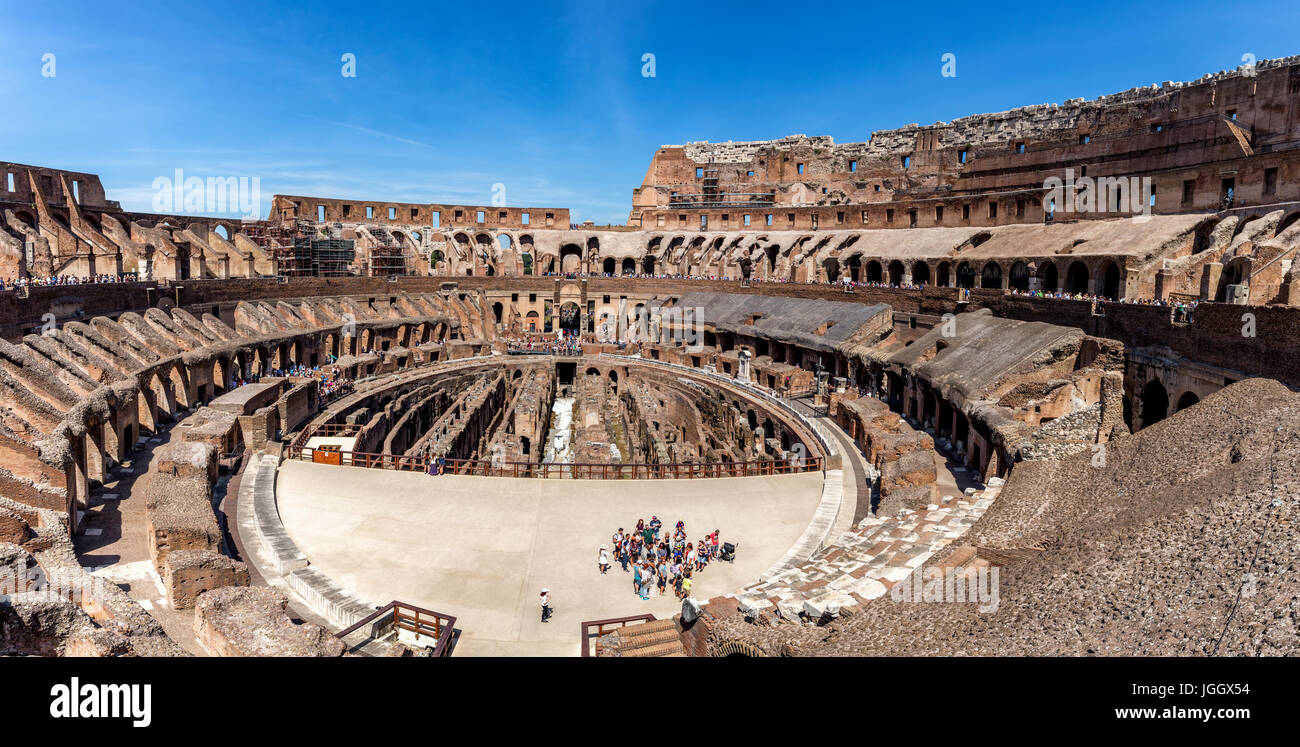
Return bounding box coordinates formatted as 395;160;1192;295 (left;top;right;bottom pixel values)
719;378;1300;656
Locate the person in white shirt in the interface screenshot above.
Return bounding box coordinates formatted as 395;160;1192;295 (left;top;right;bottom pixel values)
539;588;552;622
598;545;610;574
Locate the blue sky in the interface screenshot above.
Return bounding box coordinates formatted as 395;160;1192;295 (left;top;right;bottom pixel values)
2;0;1297;224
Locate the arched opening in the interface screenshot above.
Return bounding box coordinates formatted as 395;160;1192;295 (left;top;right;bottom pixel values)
212;359;227;396
822;257;840;283
1175;391;1200;412
1065;261;1089;295
936;261;951;287
560;244;583;274
497;234;512;250
865;260;883;283
525;310;540;333
912;261;930;286
602;258;616;275
1008;261;1030;291
980;262;1003;289
1039;261;1059;292
956;262;976;289
559;301;581;335
491;302;504;325
888;260;905;285
1192;218;1223;254
846;255;862;282
642;255;656;275
1139;379;1169;429
765;245;778;272
1216;259;1246;302
214;225;229;241
1276;211;1300;238
1101;261;1121;300
622;258;636;275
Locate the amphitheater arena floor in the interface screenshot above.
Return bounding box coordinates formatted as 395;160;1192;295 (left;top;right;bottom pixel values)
276;460;826;656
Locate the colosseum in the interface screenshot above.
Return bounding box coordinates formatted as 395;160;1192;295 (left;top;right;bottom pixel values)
2;54;1299;665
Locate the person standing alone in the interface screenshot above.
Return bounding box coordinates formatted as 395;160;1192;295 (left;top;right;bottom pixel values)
540;588;552;623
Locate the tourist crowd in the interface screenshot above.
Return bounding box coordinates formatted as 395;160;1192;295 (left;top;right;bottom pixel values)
2;273;141;290
601;518;725;601
505;329;583;356
228;363;354;403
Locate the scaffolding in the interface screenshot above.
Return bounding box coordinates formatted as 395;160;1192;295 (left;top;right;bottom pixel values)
309;238;356;277
365;226;409;276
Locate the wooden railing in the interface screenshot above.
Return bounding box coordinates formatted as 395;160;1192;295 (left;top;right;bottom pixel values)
580;614;656;657
309;422;363;436
287;444;822;479
335;600;457;657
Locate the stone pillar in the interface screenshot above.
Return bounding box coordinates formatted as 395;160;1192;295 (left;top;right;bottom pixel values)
1200;263;1222;301
1154;267;1174;301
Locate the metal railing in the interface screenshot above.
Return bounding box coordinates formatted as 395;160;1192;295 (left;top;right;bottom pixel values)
335;600;457;657
580;614;657;657
287;443;821;479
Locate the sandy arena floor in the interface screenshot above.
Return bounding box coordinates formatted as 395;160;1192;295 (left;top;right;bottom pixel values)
276;460;825;656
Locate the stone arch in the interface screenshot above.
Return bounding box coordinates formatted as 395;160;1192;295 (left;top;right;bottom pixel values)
711;639;764;657
560;244;583;274
912;261;931;286
602;257;616;275
1038;260;1059;292
1139;379;1169;429
1100;260;1122;300
822;257;840;283
844;254;863;282
1175;390;1200;412
1008;261;1030;291
1276;210;1300;237
1192;217;1225;254
956;261;976;289
1065;260;1089;295
621;257;636;275
865;260;883;283
887;260;906;285
935;261;951;287
212;358;228;395
980;261;1003;289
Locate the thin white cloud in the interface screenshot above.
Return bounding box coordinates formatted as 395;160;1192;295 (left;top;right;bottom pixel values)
311;117;433;149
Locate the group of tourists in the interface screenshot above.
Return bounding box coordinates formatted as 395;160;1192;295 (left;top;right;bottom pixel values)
3;273;141;290
1008;288;1201;321
228;363;354;403
505;329;583;356
600;518;725;601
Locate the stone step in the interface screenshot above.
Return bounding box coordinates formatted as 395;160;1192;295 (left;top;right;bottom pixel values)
621;640;685;658
617;619;679;650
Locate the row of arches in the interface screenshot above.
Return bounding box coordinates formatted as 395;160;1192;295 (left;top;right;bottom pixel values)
823;257;1123;297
